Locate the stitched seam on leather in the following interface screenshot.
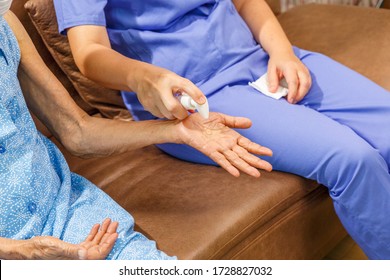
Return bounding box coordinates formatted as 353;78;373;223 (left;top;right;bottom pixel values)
208;181;321;259
228;187;330;259
210;186;322;259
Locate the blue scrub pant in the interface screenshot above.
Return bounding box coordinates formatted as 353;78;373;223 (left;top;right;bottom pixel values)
157;51;390;259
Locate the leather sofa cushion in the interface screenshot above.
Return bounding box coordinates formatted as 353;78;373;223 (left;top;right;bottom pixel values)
278;4;390;91
53;136;341;259
24;0;133;120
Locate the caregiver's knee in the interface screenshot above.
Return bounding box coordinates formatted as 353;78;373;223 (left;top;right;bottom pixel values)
337;143;383;171
327;143;384;198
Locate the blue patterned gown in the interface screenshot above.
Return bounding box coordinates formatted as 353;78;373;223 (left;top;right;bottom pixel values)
0;16;173;260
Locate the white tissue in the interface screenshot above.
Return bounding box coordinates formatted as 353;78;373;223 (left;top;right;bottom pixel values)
249;73;288;100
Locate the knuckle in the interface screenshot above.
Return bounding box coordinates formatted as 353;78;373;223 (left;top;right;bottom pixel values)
301;79;311;89
229;154;241;164
182;78;192;86
233;147;244;157
253;157;262;165
238;136;249;147
165;114;175;120
209;150;221;159
158;71;173;81
165;101;179;113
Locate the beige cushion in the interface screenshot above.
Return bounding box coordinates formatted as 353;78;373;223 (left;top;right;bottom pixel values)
24;0;132;120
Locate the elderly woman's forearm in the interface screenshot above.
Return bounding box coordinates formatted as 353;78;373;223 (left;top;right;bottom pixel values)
69;117;181;158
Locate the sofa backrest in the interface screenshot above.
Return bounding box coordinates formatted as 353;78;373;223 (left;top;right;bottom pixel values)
11;0;96;115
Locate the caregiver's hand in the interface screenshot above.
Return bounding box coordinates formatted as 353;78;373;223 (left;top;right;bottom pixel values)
135;64;207;120
66;25;206;121
267;50;312;104
176;112;273;177
7;218;118;259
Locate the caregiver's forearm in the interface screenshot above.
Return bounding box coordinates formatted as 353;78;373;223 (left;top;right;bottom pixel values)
67;25;156;94
232;0;293;56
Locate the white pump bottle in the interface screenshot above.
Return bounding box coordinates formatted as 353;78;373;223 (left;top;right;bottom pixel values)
178;93;209;119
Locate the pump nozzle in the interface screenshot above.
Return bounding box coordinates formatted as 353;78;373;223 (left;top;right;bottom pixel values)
178;93;209;119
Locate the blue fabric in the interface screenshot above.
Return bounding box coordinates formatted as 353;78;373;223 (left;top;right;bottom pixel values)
54;0;390;259
55;0;259;120
0;17;173;260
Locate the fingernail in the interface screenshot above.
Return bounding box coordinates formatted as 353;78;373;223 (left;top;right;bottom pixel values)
78;249;87;260
198;96;206;104
267;82;276;90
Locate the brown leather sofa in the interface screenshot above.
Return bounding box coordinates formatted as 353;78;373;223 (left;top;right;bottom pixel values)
10;0;390;259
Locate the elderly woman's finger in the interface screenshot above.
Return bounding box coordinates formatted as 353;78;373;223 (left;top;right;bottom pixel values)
84;224;100;242
222;149;261;178
238;137;273;157
100;221;119;244
91;218;112;244
217;113;252;129
209;151;240;177
233;145;273;172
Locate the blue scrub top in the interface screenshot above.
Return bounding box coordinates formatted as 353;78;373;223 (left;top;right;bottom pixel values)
54;0;263;120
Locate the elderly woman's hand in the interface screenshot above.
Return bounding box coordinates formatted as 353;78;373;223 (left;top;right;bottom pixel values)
5;218;118;260
176;112;273;177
